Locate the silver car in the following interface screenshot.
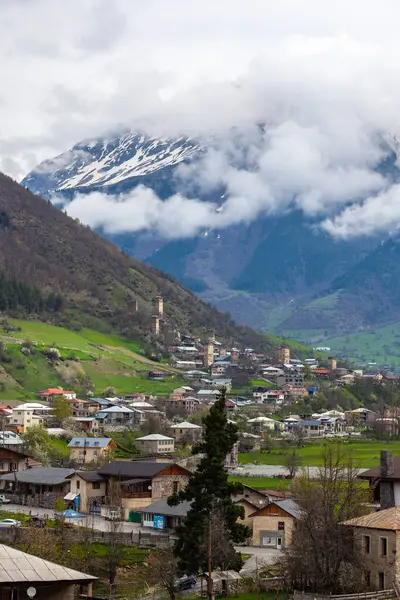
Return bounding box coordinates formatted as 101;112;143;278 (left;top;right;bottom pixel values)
0;518;21;528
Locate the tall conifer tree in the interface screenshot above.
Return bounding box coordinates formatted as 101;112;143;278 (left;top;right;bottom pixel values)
169;388;249;575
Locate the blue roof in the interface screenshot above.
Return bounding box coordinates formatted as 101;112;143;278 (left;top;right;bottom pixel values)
68;437;112;448
298;420;322;426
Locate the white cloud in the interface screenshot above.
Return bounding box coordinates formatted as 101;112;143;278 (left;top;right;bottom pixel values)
3;1;400;236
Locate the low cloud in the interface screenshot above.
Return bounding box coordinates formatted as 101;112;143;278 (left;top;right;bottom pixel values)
322;185;400;238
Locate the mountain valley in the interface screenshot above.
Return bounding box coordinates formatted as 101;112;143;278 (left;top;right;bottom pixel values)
22;130;400;366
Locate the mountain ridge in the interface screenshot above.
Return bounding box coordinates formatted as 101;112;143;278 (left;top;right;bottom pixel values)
22;129;400;359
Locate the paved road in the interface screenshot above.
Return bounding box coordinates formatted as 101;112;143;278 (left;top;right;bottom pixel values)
1;503;147;533
231;464;364;477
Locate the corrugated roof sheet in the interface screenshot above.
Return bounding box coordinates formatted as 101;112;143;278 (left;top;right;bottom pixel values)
0;467;74;485
341;507;400;530
0;544;96;583
138;498;192;517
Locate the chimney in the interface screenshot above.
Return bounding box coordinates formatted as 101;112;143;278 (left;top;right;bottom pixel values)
381;450;394;478
380;450;395;509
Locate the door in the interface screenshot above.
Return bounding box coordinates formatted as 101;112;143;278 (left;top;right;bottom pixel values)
277;537;283;549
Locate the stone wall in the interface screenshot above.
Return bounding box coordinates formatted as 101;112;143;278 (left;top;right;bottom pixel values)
152;474;189;500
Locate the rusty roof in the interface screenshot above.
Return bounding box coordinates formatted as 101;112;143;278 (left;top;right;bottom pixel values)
341;507;400;530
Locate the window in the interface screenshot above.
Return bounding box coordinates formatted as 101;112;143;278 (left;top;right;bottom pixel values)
365;571;371;587
378;572;385;589
380;537;388;557
173;481;179;494
92;482;100;490
278;521;285;531
76;480;80;490
364;535;371;554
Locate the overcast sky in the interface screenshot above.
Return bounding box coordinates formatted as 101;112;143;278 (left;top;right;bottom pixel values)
3;0;400;237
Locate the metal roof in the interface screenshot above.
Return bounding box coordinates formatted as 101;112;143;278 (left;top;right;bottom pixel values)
97;460;174;478
136;434;174;441
0;467;74;486
138;498;192;517
341;507;400;530
169;422;202;429
0;544;96;583
360;456;400;480
68;437;112;448
274;499;302;519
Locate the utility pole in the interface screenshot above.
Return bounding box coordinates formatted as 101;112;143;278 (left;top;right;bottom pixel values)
207;509;214;600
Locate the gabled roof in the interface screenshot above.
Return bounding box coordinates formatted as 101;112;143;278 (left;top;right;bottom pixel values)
170;421;202;429
97;460;174;478
68;437;114;448
74;471;105;483
0;544;96;583
0;467;74;485
251;499;301;519
341;507;400;530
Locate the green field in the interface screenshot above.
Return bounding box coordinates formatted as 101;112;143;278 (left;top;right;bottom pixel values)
229;475;292;490
280;319;400;368
0;319;185;398
239;440;400;468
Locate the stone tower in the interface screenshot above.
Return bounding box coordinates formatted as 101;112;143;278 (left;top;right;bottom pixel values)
151;315;160;336
327;356;337;371
279;345;290;364
204;340;214;368
155;296;164;318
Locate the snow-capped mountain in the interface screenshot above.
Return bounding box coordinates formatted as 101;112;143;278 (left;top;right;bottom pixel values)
22;128;400;350
22;131;201;196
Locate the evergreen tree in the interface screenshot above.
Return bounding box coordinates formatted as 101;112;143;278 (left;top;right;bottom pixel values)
169;388;249;575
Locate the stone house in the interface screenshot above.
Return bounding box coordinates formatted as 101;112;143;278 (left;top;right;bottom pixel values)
135;434;175;454
341;507;400;590
169;421;202;443
67;437;116;463
97;460;190;520
251;499;300;549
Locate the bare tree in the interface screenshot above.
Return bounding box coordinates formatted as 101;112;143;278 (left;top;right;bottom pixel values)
285;445;370;594
143;547;180;600
284;449;302;478
105;480;124;595
292;425;307;447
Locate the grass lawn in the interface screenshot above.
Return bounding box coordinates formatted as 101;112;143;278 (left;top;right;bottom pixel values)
239;440;400;468
70;542;150;566
229;475;292;490
251;379;274;387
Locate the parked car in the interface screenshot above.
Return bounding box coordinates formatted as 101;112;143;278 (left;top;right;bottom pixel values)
0;495;11;504
0;519;21;528
174;575;197;591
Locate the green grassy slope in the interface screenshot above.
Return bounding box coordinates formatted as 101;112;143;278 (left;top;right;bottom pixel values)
239;440;400;468
0;318;185;399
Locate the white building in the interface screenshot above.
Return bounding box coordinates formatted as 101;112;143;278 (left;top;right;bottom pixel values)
136;434;175;454
8;403;53;432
